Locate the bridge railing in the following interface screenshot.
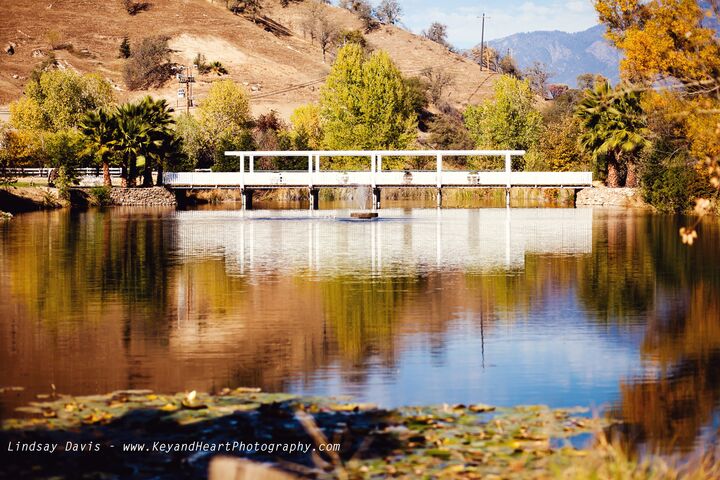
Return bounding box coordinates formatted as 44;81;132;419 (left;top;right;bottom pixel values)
163;150;592;189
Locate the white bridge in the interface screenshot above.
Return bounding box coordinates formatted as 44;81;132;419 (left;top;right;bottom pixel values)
162;150;593;208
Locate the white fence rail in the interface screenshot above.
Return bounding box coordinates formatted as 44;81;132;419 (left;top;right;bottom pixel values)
5;167;123;177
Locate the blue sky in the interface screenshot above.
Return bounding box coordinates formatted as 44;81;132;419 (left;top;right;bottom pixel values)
369;0;601;48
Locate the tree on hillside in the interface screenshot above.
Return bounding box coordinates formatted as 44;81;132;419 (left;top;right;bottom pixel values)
498;53;521;78
469;45;500;72
523;62;551;96
575;82;649;187
122;36;173;90
463;75;542;170
320;44;417;166
576;73;608;91
421;67;454;105
422;22;450;49
339;0;376;32
375;0;402;25
318;18;338;62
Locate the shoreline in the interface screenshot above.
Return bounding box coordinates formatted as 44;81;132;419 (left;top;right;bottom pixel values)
1;185;652;214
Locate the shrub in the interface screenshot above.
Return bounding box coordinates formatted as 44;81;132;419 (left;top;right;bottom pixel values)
336;29;367;49
122;36;173;90
122;0;150;15
641;149;715;212
89;186;112;206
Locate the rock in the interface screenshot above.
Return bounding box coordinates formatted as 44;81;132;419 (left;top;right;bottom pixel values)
4;43;16;55
108;187;178;206
0;211;13;220
12;74;19;79
209;457;298;480
32;49;45;58
575;187;648;207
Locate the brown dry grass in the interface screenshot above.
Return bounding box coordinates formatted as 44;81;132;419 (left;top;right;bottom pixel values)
0;0;497;119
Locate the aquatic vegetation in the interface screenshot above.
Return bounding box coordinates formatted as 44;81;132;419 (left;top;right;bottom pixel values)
2;388;616;479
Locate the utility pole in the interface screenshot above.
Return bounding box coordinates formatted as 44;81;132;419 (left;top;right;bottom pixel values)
176;65;195;114
478;14;489;71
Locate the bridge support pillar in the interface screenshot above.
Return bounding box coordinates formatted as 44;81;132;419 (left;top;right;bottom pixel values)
372;187;381;210
436;188;443;208
241;188;253;210
572;188;582;208
505;188;511;207
309;188;319;210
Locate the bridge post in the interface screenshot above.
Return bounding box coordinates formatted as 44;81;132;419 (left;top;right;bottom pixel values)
241;189;253;210
309;188;319;210
372;187;381;210
308;155;313;188
436;188;443;208
505;152;512;207
249;155;254;173
239;154;245;190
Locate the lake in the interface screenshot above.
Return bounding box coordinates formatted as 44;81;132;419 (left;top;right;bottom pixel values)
1;205;718;454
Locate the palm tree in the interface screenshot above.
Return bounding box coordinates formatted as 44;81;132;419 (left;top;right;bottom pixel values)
79;109;117;187
111;102;151;188
576;82;649;188
136;97;175;187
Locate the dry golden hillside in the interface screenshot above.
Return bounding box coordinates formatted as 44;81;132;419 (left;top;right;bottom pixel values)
0;0;498;119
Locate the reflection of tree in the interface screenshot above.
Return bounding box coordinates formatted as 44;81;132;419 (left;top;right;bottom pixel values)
614;284;720;453
577;212;656;321
5;208;175;325
320;275;423;370
598;214;720;453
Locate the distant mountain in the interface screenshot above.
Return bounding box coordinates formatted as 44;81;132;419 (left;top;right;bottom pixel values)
487;25;621;87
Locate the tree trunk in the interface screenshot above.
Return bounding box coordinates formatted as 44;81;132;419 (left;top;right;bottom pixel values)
128;157;137;187
103;160;112;187
156;162;164;186
606;156;621;188
625;161;638;188
142;160;153;187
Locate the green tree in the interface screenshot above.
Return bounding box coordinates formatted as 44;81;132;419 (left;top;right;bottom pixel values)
196;80;252;168
10;69;114;131
575;82;649;187
44;129;88;197
463;75;542;170
320;44;417;168
290;103;323;150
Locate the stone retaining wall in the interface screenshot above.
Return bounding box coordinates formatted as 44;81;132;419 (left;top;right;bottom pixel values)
109;187;177;206
576;187;648;207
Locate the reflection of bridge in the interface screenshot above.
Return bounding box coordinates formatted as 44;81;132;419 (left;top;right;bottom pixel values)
173;208;593;275
163;150;593;208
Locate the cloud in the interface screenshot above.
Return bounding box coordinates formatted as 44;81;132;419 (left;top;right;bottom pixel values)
400;0;599;48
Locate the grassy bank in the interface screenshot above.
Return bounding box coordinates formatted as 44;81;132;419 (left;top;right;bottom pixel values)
0;186;65;214
2;389;716;479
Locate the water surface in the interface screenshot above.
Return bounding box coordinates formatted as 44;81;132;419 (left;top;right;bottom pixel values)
1;206;719;453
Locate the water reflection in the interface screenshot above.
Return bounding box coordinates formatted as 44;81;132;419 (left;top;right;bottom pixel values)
0;207;718;454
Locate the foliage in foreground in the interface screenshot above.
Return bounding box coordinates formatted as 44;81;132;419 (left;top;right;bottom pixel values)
3;388;717;479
